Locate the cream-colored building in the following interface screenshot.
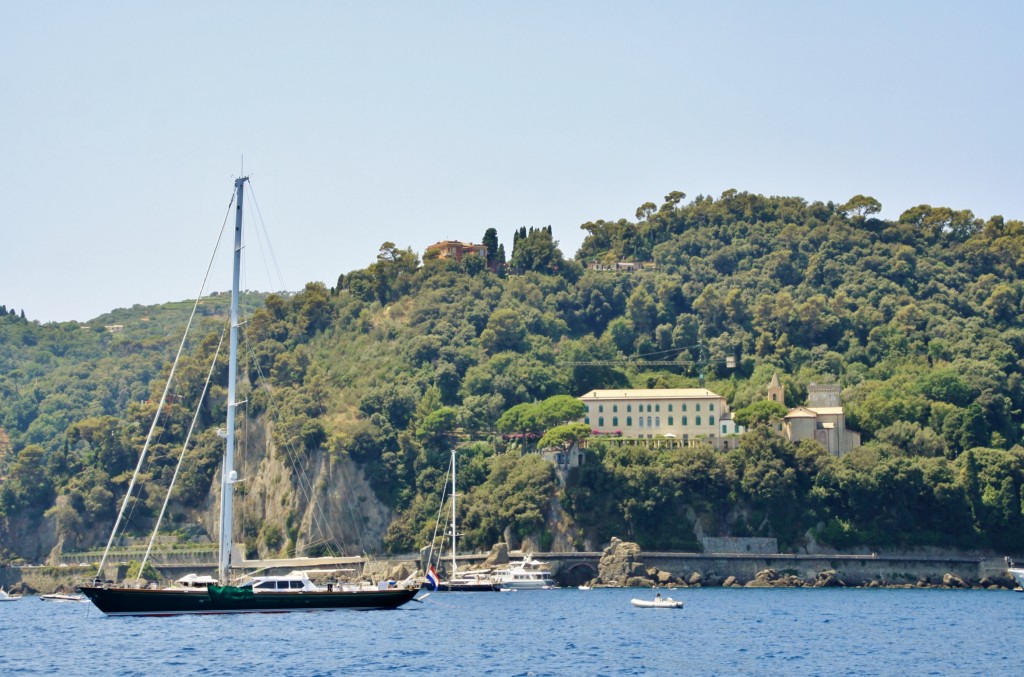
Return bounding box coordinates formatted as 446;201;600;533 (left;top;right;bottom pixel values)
767;375;860;456
578;388;745;450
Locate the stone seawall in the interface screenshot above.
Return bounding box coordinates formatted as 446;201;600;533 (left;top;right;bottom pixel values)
518;547;1016;588
640;552;1006;586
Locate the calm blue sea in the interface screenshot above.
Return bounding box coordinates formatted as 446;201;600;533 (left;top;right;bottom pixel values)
0;587;1019;676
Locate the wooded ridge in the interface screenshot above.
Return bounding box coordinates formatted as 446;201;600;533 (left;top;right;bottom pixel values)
2;189;1023;563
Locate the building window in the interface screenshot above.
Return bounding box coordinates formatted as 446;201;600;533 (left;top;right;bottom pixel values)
682;416;688;426
599;417;604;427
722;424;727;433
735;424;741;433
613;404;618;413
696;403;701;412
585;417;590;425
627;404;632;413
668;404;673;412
683;404;687;412
709;415;715;425
668;416;673;426
696;416;702;425
655;404;660;412
655;416;660;427
647;404;652;413
613;416;618;426
710;403;715;412
639;417;644;428
627;416;633;426
599;404;604;413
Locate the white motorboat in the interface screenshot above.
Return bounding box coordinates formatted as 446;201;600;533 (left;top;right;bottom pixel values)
493;555;555;590
40;593;86;602
0;586;22;602
631;595;683;609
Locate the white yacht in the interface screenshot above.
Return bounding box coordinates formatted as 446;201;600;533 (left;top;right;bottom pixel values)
493;555;555;590
1009;567;1024;590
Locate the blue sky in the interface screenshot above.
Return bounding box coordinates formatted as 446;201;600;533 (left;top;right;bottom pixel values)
3;1;1021;323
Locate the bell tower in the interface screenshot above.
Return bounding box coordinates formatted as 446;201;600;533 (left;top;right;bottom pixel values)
766;373;785;405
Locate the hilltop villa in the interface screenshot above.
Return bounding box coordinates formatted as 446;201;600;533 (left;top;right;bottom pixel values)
578;388;745;451
425;240;489;264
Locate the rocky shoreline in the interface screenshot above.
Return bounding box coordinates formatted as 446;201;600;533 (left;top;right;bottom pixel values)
583;538;1020;591
3;538;1020;594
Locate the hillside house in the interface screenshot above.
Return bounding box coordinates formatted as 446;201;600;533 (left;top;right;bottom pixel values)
578;388;745;451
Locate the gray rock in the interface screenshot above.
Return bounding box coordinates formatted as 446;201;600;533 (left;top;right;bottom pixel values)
481;542;511;567
687;571;703;586
596;537;644;585
813;569;844;588
942;573;966;588
385;563;412;581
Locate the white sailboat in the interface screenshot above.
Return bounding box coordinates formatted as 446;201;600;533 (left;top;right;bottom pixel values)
426;449;499;592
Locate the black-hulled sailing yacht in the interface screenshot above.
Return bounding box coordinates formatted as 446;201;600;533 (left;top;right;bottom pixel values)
80;177;417;615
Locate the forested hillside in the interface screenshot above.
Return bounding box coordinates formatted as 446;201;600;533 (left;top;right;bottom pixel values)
3;190;1024;563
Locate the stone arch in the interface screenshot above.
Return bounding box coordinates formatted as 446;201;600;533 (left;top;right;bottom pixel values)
560;562;599;587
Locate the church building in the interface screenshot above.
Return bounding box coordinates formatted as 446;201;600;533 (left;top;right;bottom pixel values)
767;374;860;456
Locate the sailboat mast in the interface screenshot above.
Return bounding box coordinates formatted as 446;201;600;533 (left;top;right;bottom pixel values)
219;176;247;584
451;449;457;579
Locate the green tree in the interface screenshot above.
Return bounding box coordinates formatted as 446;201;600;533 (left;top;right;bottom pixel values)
840;195;882;217
733;400;789;428
480;309;528;354
509;227;564;273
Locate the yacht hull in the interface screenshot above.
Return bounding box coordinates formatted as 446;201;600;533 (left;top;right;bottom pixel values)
422;581;500;592
80;585;418;616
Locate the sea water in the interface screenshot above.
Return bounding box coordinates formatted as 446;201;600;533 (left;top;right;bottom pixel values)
0;587;1019;676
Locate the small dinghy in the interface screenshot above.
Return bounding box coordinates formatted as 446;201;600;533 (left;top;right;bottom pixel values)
40;593;86;602
631;595;682;609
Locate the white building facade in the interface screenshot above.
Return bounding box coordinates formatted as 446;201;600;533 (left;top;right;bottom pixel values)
578;388;745;450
